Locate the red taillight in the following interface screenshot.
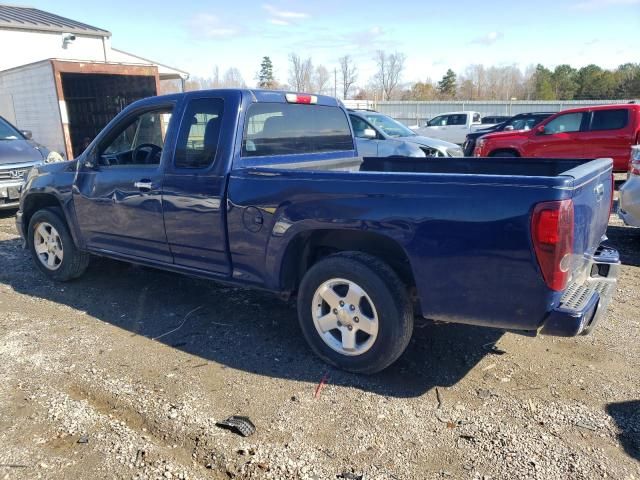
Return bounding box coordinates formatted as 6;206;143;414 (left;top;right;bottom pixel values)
531;199;574;291
285;93;317;104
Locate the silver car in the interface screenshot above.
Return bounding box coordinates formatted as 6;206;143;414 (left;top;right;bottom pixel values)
619;145;640;227
348;110;463;158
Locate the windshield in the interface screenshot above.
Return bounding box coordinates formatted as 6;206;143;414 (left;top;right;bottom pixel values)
0;117;22;141
363;113;415;138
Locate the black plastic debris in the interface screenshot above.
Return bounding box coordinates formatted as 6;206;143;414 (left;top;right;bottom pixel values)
216;416;256;437
77;435;89;444
337;472;363;480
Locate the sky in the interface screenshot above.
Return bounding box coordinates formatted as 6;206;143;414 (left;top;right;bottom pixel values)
26;0;640;87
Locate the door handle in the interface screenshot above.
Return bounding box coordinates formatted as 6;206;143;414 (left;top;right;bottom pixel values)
134;180;154;191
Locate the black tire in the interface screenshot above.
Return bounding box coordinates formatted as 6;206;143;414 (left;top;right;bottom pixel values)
489;150;518;157
27;207;90;282
297;252;413;374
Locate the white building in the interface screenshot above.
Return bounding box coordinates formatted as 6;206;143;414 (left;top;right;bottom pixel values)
0;4;188;158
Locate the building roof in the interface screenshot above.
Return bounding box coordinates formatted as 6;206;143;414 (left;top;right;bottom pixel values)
0;5;110;37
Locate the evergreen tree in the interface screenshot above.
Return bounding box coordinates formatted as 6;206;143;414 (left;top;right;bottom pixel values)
551;64;578;100
437;69;457;97
258;56;275;89
533;64;555;100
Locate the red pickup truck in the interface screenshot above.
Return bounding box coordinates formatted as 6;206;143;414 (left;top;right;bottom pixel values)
474;104;640;172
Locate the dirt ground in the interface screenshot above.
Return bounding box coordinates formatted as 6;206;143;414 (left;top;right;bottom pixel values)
0;204;638;480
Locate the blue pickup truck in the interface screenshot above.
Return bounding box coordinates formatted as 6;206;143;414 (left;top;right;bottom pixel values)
16;89;619;373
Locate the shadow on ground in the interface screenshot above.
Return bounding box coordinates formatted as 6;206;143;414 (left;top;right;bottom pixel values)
0;234;504;399
606;401;640;462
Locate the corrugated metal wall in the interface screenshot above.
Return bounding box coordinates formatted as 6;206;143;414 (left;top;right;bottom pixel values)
0;61;65;154
345;99;638;126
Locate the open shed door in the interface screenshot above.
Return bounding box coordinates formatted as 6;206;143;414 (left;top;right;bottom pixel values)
51;61;159;159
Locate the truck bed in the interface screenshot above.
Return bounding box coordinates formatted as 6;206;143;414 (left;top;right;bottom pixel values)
230;156;613;332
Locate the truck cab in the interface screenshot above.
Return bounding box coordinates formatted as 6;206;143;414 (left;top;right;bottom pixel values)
417;111;482;144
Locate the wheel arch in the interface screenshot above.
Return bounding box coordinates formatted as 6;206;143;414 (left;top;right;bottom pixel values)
277;228;416;296
488;148;521;157
21;193;81;248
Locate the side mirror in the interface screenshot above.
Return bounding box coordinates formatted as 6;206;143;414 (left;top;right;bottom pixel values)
82;151;97;169
20;130;33;140
363;128;377;139
535;125;546;135
503;125;514;131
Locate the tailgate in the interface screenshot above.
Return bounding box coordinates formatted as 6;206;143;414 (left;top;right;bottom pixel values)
568;159;613;276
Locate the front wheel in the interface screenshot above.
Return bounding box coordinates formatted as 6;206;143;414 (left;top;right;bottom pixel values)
297;252;413;374
27;208;90;281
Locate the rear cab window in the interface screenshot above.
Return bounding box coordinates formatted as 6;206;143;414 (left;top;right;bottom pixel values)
242;103;353;158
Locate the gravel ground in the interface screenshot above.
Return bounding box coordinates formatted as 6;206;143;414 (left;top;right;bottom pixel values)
0;203;638;480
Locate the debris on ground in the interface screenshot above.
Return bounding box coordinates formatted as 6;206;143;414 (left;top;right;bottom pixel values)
215;416;256;437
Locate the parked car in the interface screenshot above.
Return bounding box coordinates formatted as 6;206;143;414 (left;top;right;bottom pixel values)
17;89;619;374
619;145;640;227
348;110;463;158
463;112;554;156
416;111;484;144
0;116;62;210
474;104;640;172
481;115;510;125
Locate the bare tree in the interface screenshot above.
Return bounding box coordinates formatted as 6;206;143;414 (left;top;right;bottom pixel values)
313;65;331;94
339;55;358;99
288;53;313;92
222;67;246;88
374;50;406;100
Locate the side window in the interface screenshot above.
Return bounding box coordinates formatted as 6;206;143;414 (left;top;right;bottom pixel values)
590;109;628;131
100;107;173;167
543;113;585;134
350;115;374;139
428;115;446;126
242;103;353;157
175;98;224;169
448;114;466;126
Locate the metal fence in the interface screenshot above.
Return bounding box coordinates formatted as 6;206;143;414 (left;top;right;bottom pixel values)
343;99;638;126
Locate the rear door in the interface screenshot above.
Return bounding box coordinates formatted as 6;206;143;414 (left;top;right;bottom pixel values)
582;108;633;171
527;111;589;158
443;114;469;144
161;92;236;275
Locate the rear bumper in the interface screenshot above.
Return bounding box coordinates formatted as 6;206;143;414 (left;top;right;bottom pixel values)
540;245;620;336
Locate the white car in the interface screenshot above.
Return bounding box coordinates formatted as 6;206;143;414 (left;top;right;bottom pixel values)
619;145;640;227
415;111;486;145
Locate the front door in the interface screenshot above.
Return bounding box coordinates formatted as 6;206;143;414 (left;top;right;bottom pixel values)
528;112;588;158
349;114;379;157
73;103;175;263
161;93;233;275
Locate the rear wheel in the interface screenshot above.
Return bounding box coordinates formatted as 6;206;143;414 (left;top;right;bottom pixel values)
297;252;413;374
27;208;89;281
